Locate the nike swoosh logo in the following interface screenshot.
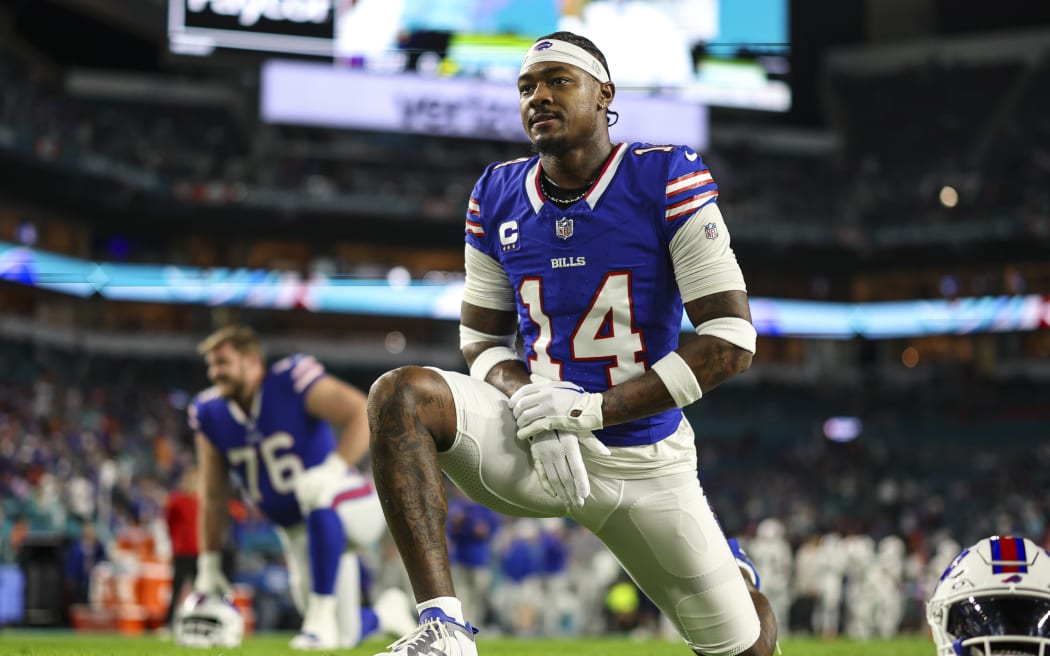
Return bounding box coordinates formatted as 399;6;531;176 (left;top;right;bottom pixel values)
685;151;698;161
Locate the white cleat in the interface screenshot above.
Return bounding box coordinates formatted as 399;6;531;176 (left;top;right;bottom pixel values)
290;631;339;650
373;608;478;656
373;587;419;638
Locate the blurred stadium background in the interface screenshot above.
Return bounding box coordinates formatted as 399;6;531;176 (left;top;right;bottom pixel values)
0;0;1048;649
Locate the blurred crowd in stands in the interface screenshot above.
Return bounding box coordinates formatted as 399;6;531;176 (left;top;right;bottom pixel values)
4;24;1050;312
829;57;1050;229
3;31;1050;253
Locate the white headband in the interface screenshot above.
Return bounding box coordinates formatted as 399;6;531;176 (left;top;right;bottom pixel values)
520;39;610;84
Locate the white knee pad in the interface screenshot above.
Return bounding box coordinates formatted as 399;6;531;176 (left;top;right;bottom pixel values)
294;460;387;549
333;485;387;549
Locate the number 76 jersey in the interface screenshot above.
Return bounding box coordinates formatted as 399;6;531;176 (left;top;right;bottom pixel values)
188;355;336;527
465;142;730;448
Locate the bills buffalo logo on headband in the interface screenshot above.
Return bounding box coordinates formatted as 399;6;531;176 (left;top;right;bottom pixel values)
521;39;610;83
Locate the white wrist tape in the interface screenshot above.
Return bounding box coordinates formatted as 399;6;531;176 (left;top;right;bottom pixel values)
459;325;516;350
650;351;703;408
469;346;521;382
695;317;757;354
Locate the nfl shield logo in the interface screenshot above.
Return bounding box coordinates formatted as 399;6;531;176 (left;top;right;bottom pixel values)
555;217;574;240
703;222;718;239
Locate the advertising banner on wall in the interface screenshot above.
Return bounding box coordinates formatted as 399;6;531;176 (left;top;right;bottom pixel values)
260;59;709;149
169;0;336;56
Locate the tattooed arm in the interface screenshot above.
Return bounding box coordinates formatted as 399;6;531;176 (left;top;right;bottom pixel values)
598;290;753;427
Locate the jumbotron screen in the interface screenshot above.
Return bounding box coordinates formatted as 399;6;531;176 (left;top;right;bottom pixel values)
170;0;790;112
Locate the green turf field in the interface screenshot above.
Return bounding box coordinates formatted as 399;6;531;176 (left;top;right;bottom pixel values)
0;632;933;655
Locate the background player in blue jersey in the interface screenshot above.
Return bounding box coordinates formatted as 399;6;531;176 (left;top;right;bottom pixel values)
189;325;413;650
366;32;778;656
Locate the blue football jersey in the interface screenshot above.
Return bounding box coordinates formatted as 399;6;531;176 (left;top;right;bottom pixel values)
465;142;720;447
189;354;335;527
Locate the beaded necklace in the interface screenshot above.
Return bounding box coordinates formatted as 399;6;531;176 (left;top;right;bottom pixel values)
541;172;589;204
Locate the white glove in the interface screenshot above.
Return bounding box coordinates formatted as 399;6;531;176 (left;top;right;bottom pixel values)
194;551;233;596
508;375;604;441
527;429;609;508
295;452;349;512
510;375;610;508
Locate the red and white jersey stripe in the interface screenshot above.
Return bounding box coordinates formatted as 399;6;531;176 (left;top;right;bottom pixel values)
291;355;325;393
466;197;484;235
666;170;714;197
665;189;719;221
664;165;718;222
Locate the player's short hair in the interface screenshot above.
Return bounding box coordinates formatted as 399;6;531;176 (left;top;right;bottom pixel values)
533;31;619;127
196;325;262;357
534;31;611;80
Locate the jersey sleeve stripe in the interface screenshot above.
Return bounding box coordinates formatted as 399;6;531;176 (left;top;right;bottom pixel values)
291;355;319;377
292;357;325;393
466;219;485;236
332;481;374;507
468;198;480;215
293;364;324;393
666;170;714;197
665;190;719;221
